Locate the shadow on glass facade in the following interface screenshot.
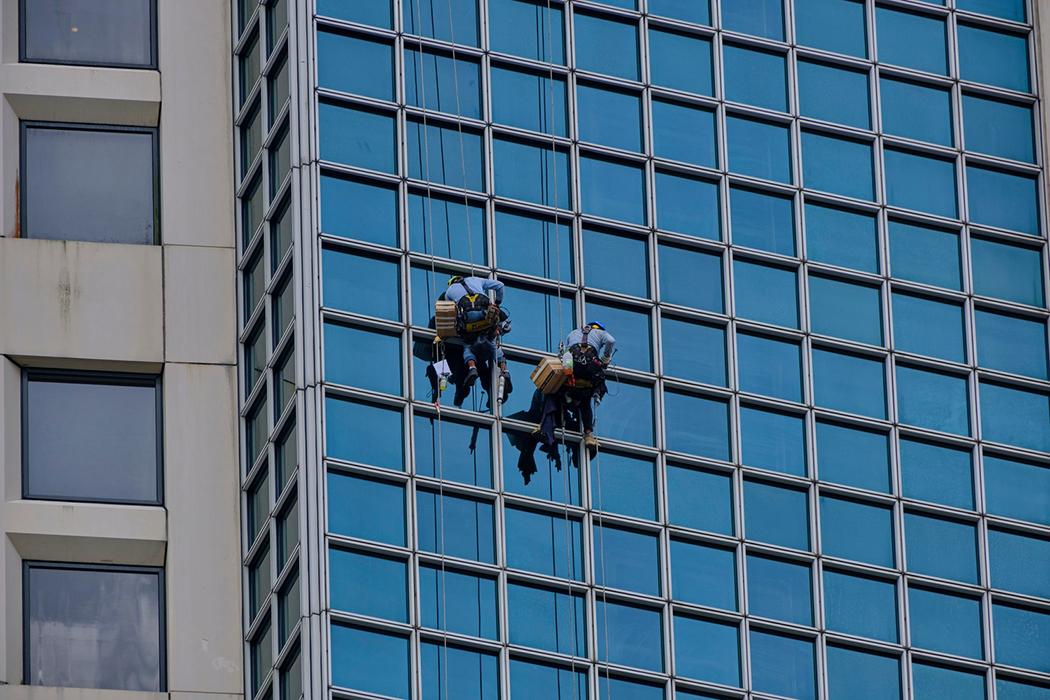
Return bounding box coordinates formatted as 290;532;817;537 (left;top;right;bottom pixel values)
239;0;1050;697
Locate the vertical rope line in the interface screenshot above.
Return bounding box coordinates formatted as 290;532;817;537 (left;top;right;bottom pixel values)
442;0;478;275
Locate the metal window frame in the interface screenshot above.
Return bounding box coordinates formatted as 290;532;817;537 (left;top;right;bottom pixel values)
20;368;164;507
22;560;168;690
17;0;159;70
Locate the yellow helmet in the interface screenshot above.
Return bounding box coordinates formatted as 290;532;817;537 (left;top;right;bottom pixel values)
447;275;464;287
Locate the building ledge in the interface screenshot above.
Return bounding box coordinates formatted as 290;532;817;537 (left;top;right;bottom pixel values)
0;63;159;126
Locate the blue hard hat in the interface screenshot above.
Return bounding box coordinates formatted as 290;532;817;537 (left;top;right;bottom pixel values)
587;321;606;330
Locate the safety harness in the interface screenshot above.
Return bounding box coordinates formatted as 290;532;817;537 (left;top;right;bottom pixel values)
568;327;605;389
453;283;499;338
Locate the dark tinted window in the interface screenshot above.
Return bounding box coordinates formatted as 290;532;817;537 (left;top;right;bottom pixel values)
26;564;164;691
22;0;155;67
23;124;157;244
25;372;161;504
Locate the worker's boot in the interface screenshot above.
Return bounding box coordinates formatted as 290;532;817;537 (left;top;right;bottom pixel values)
464;361;479;388
584;432;600;458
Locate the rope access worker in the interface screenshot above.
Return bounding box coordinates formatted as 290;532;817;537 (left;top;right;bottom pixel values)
562;322;615;455
442;274;512;394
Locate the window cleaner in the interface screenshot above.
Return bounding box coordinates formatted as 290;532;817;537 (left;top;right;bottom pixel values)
434;274;512;403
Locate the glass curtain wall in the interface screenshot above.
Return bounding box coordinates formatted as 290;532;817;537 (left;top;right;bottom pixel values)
311;0;1050;697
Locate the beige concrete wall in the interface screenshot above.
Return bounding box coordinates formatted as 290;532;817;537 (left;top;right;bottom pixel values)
0;0;241;697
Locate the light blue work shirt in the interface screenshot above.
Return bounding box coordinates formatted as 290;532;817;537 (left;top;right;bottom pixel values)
566;326;616;359
444;276;505;305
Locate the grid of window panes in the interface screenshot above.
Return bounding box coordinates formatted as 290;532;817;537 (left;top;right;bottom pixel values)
316;0;1050;697
237;2;303;700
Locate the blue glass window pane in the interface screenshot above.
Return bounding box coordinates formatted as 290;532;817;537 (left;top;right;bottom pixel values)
488;0;564;64
816;422;890;492
674;615;740;686
885;149;956;218
750;631;815;700
319;101;395;172
599;381;655;446
413;415;491;487
655;172;720;240
889;221;961;290
909;587;983;658
798;60;870;128
727;116;792;183
420;565;498;638
495;209;573;282
318;0;392;27
880;78;952;146
594;524;659;595
821;496;894;567
420;642;498;699
326;397;404;469
584;300;651;371
322;175;398;247
802;132;874;200
667;465;733;535
417;490;495;562
964;95;1034;162
892;293;965;363
507;582;585;655
505;507;582;579
967;165;1039;235
971;237;1044;306
652;100;717;168
747;555;812;625
575;13;638;80
664;391;730;460
583;229;648;297
318;30;393;100
730;187;794;255
898;367;970;438
827;647;901;700
809;276;882;345
648;29;712;94
659;244;722;311
913;662;985;700
491;66;566;136
580;156;646;225
493;138;571;208
734;260;798;328
995;604;1050;672
323;248;400;320
327;471;405;545
404;0;479;45
329;548;406;621
331;624;408;696
649;0;710;24
737;334;802;402
407;121;484;190
958;0;1024;19
900;438;973;510
824;570;898;642
578;83;641;151
990;529;1050;598
504;282;574;354
805;203;878;273
741;407;804;476
958;25;1029;92
661;317;726;386
745;480;810;550
724;45;786;111
670;539;736;610
985;454;1050;526
410;263;459;329
795;0;866;57
980;382;1050;453
597;601;663;671
976;310;1047;379
998;679;1050;700
509;659;586;699
905;512;978;583
591;452;655;519
325;322;402;395
812;349;886;418
723;0;783;39
405;47;480;118
600;678;663;700
408;192;485;261
876;8;947;74
501;429;580;504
